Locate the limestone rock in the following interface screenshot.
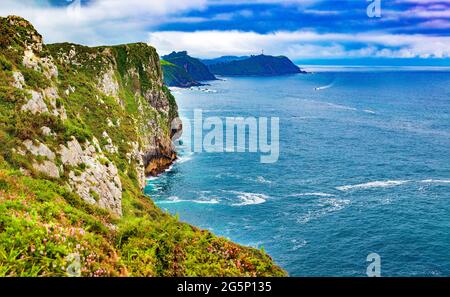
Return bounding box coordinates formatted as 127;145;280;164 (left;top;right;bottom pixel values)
102;131;118;154
41;126;53;137
12;71;25;89
21;90;48;114
126;141;146;189
33;160;60;178
59;137;122;216
59;137;84;166
98;68;122;106
22;139;56;160
23;49;40;71
41;56;59;79
45;87;67;120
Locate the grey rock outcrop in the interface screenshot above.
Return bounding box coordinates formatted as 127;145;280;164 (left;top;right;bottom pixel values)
59;137;122;216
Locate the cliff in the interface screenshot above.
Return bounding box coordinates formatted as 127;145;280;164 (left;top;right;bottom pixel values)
161;60;202;88
0;16;286;276
208;54;306;76
161;51;216;87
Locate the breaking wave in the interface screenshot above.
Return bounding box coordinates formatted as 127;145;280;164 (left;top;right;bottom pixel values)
336;180;410;191
157;196;219;205
314;82;335;90
420;179;450;184
255;176;272;184
297;198;350;224
230;191;268;206
289;192;335;197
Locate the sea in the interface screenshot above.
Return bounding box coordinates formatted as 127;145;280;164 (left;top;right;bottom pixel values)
145;66;450;276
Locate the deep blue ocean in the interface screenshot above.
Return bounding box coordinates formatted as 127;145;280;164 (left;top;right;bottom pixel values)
145;68;450;276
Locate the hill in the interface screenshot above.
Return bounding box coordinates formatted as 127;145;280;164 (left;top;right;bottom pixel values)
201;56;249;66
208;54;305;76
160;60;202;88
161;51;216;87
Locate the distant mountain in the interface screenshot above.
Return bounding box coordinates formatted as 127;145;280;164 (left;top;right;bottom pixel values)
160;60;202;88
208;54;306;76
161;51;216;87
202;56;249;66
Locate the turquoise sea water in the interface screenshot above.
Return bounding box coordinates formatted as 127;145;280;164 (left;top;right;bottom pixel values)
145;69;450;276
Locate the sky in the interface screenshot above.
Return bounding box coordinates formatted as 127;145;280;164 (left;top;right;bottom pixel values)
1;0;450;65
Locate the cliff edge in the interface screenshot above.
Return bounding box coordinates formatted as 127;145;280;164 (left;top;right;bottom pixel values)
0;16;286;276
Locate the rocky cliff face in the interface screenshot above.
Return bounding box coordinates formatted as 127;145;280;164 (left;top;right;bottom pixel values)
1;15;179;216
0;16;285;277
161;51;216;87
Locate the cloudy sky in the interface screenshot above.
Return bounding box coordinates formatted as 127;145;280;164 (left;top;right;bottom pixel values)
1;0;450;65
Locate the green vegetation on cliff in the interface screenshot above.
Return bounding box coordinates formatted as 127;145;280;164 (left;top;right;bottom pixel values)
160;60;201;88
0;16;286;277
161;51;216;87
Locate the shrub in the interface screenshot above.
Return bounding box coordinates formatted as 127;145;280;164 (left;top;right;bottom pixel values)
0;55;12;71
21;67;50;89
0;86;29;104
13;112;62;141
63;121;92;143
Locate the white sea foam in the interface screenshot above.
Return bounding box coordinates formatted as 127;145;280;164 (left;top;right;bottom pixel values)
291;239;308;251
326;102;358;111
157;196;220;205
297;198;350;224
189;87;217;93
168;87;183;92
255;176;272;184
336;180;410;191
314;82;335;90
420;179;450;184
289;192;335;197
215;172;241;179
177;152;194;164
363;109;376;114
164;164;174;172
230;191;268;206
192;199;220;204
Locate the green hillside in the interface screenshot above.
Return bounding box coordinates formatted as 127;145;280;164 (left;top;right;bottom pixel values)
208;54;305;76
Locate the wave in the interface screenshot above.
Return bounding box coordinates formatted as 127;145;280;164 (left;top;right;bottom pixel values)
314;82;335;91
164;164;175;173
420;179;450;184
302;99;357;112
297;198;350;224
336;180;410;191
189;87;217;93
255;176;272;184
230;191;268;206
326;102;358;111
168;87;183;92
157;196;220;205
177;152;194;164
289;192;335;197
363;109;376;114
